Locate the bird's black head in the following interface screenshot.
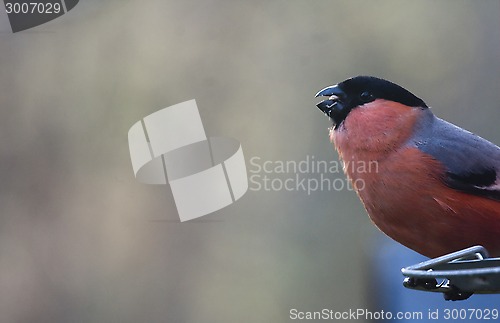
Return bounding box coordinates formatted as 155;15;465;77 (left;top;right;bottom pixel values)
315;76;428;128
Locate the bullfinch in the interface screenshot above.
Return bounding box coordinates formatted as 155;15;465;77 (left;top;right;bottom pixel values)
315;76;500;258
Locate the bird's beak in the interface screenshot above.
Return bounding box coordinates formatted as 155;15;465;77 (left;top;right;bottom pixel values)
315;84;344;99
315;85;347;126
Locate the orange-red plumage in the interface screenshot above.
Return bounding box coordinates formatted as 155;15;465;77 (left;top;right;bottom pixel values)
315;76;500;258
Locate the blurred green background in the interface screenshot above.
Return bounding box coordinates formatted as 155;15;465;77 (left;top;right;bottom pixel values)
0;0;499;322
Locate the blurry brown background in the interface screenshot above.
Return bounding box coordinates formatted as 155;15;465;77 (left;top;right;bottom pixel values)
0;1;499;322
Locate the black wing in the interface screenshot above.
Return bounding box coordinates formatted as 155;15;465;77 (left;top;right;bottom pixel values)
411;114;500;201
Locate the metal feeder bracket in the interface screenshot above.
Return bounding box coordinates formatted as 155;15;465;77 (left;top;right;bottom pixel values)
401;246;500;301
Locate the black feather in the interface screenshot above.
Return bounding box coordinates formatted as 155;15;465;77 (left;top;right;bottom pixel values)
411;112;500;201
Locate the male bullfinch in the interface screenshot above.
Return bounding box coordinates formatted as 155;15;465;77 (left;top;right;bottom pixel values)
315;76;500;258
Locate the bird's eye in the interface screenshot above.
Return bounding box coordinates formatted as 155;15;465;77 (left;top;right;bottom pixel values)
360;91;373;102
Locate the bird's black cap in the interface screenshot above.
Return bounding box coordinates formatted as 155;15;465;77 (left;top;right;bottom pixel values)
315;76;428;128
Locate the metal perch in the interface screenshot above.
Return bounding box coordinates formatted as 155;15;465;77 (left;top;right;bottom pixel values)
402;246;500;301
